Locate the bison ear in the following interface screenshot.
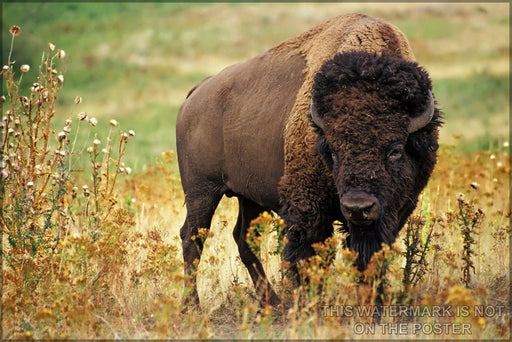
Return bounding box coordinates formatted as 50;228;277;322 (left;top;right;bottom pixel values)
310;100;325;131
406;106;441;159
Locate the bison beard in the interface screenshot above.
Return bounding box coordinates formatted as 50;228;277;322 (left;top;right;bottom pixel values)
348;215;397;271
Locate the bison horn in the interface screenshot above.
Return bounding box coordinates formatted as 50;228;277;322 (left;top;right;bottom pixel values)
408;90;434;133
310;101;325;131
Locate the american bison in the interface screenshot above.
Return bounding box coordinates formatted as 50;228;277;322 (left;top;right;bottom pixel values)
176;13;441;306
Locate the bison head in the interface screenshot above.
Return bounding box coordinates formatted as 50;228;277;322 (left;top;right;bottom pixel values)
310;51;441;270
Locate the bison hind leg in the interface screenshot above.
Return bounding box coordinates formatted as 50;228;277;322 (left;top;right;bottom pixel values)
180;188;224;307
233;197;280;306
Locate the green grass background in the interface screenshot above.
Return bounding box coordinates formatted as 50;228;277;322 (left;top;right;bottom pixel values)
3;3;509;171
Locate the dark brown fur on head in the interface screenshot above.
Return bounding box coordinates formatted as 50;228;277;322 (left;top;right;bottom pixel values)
311;51;442;270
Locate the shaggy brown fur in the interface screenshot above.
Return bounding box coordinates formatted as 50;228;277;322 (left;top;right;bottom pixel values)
176;13;441;306
282;50;441;271
276;14;429;271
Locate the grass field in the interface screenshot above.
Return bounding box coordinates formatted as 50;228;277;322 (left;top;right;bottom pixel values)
1;2;510;339
3;2;509;166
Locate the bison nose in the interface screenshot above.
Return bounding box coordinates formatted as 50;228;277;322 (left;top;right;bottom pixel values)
340;192;380;226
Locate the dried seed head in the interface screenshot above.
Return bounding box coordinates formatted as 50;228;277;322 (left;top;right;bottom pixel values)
78;112;88;121
63;126;71;134
93;138;101;146
74;96;82;104
48;42;56;51
30;83;41;92
503;142;509;148
65;119;72;126
88;117;97;127
0;96;5;103
121;132;129;141
125;167;132;175
128;130;135;137
109;119;118;127
9;25;21;37
57;75;64;83
490;154;496;160
57;131;67;142
455;193;465;202
27;181;34;188
2;65;9;72
86;146;94;154
20;64;30;73
57;49;66;59
470;182;479;190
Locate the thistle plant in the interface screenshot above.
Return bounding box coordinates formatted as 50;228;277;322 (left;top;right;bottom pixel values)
456;192;484;287
1;25;71;259
402;215;434;288
0;25;136;338
82;116;135;231
1;25;77;338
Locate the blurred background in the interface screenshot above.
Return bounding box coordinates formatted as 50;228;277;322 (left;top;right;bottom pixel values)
3;3;509;171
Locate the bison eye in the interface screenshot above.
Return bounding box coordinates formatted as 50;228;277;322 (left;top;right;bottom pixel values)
331;151;338;164
387;144;404;161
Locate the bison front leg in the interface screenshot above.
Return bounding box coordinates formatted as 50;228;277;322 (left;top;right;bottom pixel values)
279;168;340;284
280;202;336;284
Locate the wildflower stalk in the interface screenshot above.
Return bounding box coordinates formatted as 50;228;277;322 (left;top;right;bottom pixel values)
402;215;433;287
103;127;113;200
1;27;21;339
91;137;101;216
34;140;64;203
456;193;484;287
107;132;128;198
7;31;16;68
